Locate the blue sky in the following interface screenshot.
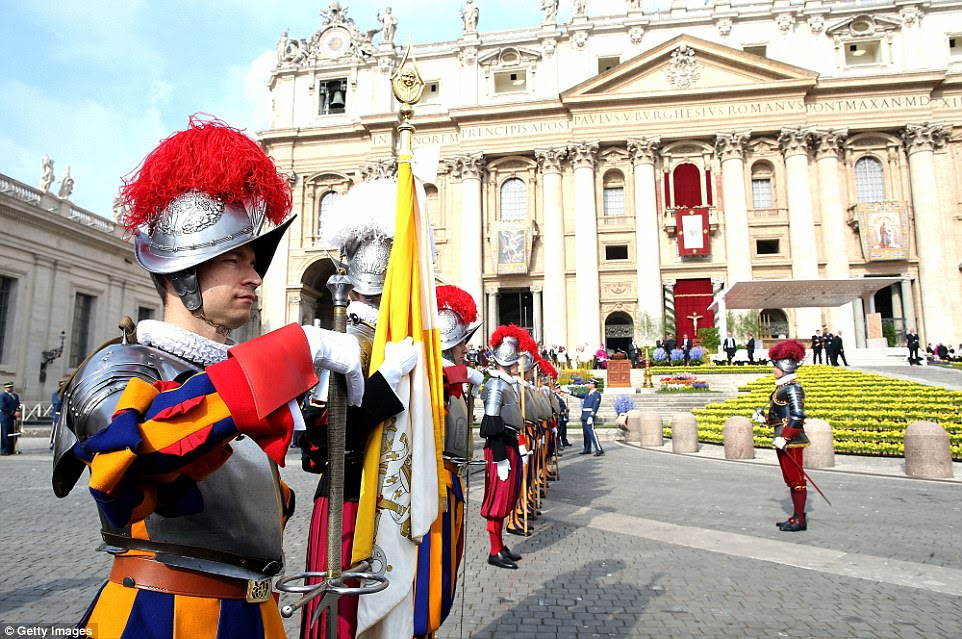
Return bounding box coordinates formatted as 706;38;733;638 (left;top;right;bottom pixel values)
0;0;639;215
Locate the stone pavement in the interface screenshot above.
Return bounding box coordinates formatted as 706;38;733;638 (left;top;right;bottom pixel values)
2;436;961;638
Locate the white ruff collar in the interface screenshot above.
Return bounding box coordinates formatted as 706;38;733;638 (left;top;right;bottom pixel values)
137;320;231;367
347;301;379;327
775;373;798;386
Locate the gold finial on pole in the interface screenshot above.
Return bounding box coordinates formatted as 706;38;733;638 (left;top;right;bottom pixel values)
391;44;424;155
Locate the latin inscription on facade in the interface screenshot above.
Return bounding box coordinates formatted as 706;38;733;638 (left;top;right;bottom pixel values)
368;95;961;148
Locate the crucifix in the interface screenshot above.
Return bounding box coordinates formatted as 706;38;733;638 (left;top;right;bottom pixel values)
687;312;703;333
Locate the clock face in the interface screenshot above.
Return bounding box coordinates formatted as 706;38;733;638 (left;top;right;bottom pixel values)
319;27;350;58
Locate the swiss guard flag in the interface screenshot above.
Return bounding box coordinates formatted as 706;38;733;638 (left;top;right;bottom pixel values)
677;208;710;256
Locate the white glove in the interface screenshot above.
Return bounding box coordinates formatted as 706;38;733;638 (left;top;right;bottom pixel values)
773;436;787;450
496;459;510;481
518;443;529;457
466;367;485;397
586;417;593;426
302;325;364;407
751;409;767;424
378;337;418;392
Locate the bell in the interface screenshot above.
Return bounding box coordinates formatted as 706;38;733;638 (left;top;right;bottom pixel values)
330;90;345;109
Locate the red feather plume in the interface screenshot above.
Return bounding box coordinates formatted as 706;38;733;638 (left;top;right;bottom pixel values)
118;114;292;232
490;324;531;350
541;360;559;379
768;339;806;362
436;285;478;324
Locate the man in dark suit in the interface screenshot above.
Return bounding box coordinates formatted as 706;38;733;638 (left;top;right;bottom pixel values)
664;334;677;358
0;381;21;456
680;334;692;363
723;335;737;364
824;331;836;365
811;330;823;364
906;329;920;365
832;330;848;366
746;334;756;363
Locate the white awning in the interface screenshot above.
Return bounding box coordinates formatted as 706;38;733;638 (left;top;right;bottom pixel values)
709;278;902;311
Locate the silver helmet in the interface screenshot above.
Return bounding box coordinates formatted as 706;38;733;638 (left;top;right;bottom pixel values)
119;117;294;312
134;191;294;277
492;335;521;367
773;358;799;374
322;178;397;297
438;309;480;351
519;349;536;373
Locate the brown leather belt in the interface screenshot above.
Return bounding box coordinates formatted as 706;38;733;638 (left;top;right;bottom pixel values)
109;555;272;602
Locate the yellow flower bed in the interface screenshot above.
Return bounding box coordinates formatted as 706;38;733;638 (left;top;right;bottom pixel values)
688;365;962;459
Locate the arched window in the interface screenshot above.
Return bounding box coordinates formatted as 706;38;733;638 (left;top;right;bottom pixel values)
602;170;625;217
317;190;341;239
760;309;789;339
750;161;774;209
854;156;885;203
672;163;702;207
499;178;527;221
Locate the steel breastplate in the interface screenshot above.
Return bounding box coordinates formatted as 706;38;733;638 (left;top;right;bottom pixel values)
64;342;285;580
443;394;471;459
349;320;376;377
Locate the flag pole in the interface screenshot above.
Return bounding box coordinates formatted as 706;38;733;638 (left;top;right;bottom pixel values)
519;359;528;536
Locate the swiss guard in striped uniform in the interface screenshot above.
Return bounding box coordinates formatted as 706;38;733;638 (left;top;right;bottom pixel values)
763;339;811;532
479;325;531;569
506;335;542;537
298;179;416;639
51;116;367;638
412;285;483;637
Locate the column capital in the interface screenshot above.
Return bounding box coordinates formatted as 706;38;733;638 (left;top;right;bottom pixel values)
484;285;500;296
710;277;726;292
714;131;751;161
627;136;661;166
459;152;485;180
568;140;599;169
662;279;677;290
359;158;397;182
534;147;568;175
901;122;949;155
813;128;848;160
778;127;815;158
530;283;544;294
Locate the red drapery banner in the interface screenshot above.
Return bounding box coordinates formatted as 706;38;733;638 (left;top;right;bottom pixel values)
676;207;710;256
673;278;715;341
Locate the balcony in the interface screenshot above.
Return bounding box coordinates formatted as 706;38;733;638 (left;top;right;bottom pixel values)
749;207;789;225
598;214;635;230
662;206;718;236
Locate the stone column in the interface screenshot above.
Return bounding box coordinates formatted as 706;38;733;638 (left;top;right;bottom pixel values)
714;132;753;287
902;123;951;344
779;127;821;338
711;277;727;341
901;277;918;334
570;141;601;349
485;285;499;339
853;297;866;348
814;129;857;341
627;137;663;334
662;279;677;336
535;147;568;349
532;284;543;344
457;153;485;340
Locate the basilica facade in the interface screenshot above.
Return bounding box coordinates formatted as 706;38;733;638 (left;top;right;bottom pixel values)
258;0;962;352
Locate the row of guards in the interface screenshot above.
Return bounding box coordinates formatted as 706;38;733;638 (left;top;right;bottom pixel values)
48;48;570;639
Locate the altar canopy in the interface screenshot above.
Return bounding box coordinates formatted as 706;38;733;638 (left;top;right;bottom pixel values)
709;278;903;311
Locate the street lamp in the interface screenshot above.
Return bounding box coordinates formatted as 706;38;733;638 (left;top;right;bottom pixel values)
40;331;66;384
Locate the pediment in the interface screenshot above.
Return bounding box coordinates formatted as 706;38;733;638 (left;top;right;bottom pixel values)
562;34;817;101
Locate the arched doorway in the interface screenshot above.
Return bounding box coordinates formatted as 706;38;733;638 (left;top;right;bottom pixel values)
301;257;337;330
760;309;789;340
604;312;634;355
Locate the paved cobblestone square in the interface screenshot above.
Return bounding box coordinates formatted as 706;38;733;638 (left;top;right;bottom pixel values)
1;436;960;638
